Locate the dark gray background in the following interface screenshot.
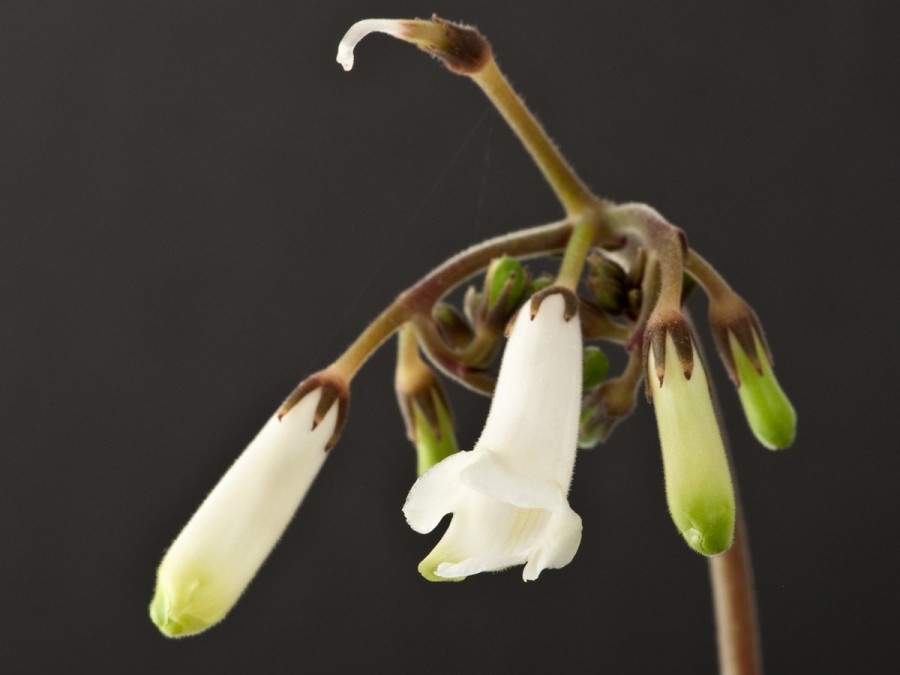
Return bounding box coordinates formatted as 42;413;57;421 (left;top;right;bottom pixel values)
2;1;896;672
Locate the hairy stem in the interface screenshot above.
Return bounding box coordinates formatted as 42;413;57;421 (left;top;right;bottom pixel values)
472;59;600;218
330;218;574;380
607;203;686;311
685;249;734;303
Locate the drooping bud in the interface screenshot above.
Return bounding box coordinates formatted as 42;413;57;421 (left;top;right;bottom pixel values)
150;385;343;637
709;292;796;449
409;389;458;476
578;356;639;449
433;302;474;351
396;325;460;474
645;315;735;556
730;332;797;450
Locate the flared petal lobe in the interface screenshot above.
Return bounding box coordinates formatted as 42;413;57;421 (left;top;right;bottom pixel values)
404;291;583;581
150;389;338;637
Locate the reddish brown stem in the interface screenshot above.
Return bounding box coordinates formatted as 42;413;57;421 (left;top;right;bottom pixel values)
709;504;762;675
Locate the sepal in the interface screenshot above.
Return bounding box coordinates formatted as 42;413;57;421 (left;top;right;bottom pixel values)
278;369;350;449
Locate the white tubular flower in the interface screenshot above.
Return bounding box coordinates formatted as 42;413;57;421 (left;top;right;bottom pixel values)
403;290;583;582
150;383;343;637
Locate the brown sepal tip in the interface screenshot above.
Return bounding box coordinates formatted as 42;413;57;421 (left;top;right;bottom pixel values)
529;286;579;322
709;295;772;385
642;313;695;399
426;15;492;75
278;371;350;450
397;377;451;443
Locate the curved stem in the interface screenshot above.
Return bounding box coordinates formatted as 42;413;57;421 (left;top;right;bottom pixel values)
472;60;599;218
685;249;735;303
330;218;574;381
608;203;686;311
413;315;495;395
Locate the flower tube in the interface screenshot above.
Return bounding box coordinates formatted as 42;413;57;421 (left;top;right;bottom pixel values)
404;289;583;581
150;382;344;637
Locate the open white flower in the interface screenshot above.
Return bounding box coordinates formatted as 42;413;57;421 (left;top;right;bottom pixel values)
150;387;339;637
403;290;583;581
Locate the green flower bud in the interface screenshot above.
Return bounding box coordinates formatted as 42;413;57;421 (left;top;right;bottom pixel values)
648;328;735;557
584;254;627;312
433;302;474;350
486;256;527;313
582;346;610;391
396;324;460;474
729;332;797;450
412;390;459;475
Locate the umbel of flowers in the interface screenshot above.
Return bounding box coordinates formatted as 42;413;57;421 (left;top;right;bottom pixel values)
150;15;796;660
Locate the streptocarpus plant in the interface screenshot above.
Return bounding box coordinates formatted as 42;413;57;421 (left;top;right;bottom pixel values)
150;15;796;674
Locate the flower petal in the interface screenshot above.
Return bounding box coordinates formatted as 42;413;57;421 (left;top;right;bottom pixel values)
403;450;477;534
521;506;582;581
459;450;565;512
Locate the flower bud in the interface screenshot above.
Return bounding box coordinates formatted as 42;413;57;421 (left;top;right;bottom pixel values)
709;293;796;450
485;256;527;314
729;332;797;450
584;253;628;312
396;327;460;475
578;362;638;449
581;346;610;391
150;382;345;637
646;318;735;556
433;302;474;351
409;390;459;475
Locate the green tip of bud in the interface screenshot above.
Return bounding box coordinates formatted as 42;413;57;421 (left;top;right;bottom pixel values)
582;346;610;391
730;333;797;450
149;584;212;638
486;257;526;312
413;394;459;476
676;499;735;556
